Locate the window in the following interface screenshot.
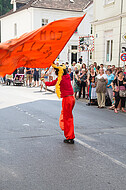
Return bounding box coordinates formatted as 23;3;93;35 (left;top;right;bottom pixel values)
104;0;115;5
71;46;77;50
14;23;17;36
105;30;113;62
42;19;48;26
106;40;113;62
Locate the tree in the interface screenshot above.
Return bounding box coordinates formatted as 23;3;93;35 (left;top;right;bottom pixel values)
0;0;12;16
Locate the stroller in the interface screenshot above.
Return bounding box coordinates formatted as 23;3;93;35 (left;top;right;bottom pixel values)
13;74;25;86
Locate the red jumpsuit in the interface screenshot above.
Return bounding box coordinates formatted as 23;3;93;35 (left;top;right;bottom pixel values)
45;74;75;140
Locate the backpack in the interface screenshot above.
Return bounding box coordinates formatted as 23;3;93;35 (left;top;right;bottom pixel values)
105;95;112;106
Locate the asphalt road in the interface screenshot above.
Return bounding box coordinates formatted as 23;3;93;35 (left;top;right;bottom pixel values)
0;85;126;190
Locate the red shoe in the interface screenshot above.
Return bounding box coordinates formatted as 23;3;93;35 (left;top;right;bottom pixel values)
114;109;118;114
122;109;126;113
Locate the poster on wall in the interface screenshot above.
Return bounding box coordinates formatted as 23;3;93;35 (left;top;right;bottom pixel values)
79;35;94;52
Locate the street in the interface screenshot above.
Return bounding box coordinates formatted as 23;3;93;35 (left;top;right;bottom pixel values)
0;85;126;190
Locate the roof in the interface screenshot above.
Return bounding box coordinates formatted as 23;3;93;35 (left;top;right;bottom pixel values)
0;0;93;19
31;0;93;12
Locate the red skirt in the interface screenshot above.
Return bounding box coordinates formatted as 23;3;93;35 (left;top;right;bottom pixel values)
59;96;75;140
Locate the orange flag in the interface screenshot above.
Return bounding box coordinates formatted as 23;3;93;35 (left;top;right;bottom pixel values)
0;15;85;77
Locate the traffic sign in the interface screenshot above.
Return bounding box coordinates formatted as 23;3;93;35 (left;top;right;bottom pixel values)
121;53;126;62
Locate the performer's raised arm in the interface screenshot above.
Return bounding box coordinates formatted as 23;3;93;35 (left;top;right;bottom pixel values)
43;78;58;86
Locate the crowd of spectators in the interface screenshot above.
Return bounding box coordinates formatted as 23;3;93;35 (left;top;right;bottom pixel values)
71;59;126;113
0;58;126;113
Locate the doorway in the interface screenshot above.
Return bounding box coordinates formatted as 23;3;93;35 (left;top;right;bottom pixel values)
71;45;78;64
71;53;77;64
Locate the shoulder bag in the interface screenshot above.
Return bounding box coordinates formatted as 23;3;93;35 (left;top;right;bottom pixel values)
118;80;126;98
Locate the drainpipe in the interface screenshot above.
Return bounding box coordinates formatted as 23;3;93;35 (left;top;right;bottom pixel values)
118;0;123;67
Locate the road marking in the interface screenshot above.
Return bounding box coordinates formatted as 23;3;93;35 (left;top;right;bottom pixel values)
76;132;97;142
14;106;44;124
75;138;126;169
0;147;10;154
11;171;17;177
23;124;30;127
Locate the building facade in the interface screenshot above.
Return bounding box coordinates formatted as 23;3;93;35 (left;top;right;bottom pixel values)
0;0;93;66
92;0;126;67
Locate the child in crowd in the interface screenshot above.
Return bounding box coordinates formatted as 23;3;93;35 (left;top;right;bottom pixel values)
40;68;48;92
73;70;81;99
68;67;73;85
109;92;115;110
91;77;97;104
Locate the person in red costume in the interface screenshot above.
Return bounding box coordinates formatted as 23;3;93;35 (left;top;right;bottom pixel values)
43;64;75;144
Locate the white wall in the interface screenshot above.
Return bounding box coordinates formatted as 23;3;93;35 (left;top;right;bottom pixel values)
80;4;93;65
93;19;121;66
123;0;126;14
1;8;33;42
94;0;121;21
93;0;126;67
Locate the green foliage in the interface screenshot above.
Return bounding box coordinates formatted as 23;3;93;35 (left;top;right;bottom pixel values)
0;0;12;16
